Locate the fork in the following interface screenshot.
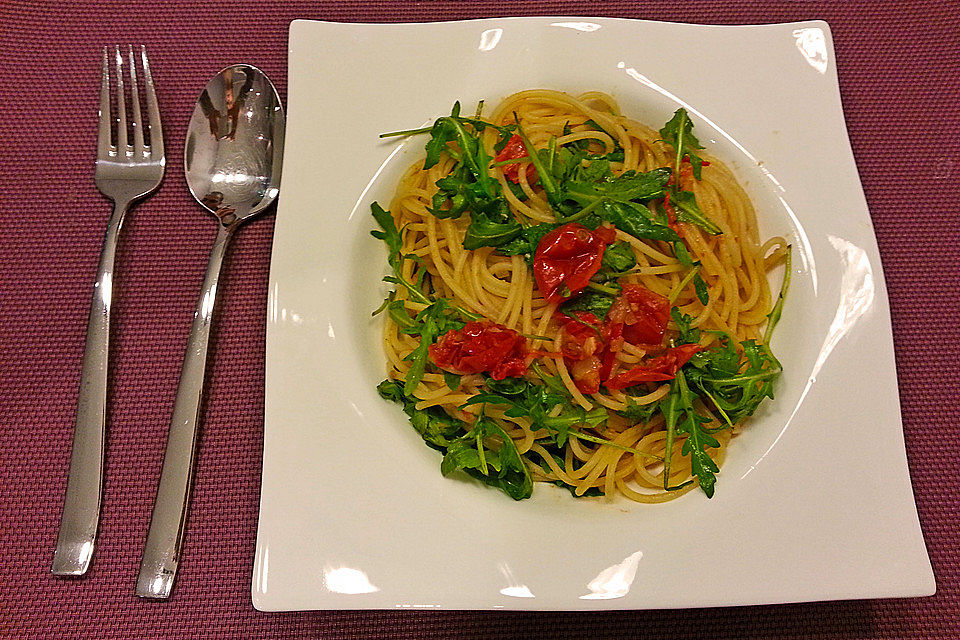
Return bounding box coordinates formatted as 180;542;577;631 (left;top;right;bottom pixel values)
52;46;165;577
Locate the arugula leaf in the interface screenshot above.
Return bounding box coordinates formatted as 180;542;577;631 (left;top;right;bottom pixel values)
463;212;522;250
378;380;532;499
658;108;705;180
672;190;721;235
764;248;792;344
564;167;671;208
440;440;483;476
676;385;721;498
530;363;570;398
671;307;701;345
400;300;465;395
372;203;483;325
559;167;678;241
371;203;433;308
444;372;462;391
441;412;533;500
497;223;557;258
386;298;464;396
655;109;721;236
573;156;613;183
419;103;517;227
688;336;781;426
662;370;720;497
684;252;789;428
559;290;616;320
485;377;529;396
514;119;563;211
377;380;462;450
387;300;418;333
464;379;659;460
601;241;636;272
670;241;709;304
661;301;787;497
582;118;626;160
505;179;529;202
614;397;660;423
430;156;512;223
702;332;739;373
673;240;694;268
475;415;533;499
426;105;497;200
601;200;680;242
370;202;402;266
430;176;471;219
423;103;461;169
415;105;538;251
464;386;592;450
694;273;710;305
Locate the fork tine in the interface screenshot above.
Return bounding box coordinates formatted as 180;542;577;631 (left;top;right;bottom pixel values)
127;46;145;156
140;46;163;159
114;46;127;153
97;47;112;159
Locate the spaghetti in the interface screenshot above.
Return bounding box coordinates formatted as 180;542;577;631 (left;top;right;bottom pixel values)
372;89;789;502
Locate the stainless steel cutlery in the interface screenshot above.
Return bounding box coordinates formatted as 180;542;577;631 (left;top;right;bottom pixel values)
52;49;284;600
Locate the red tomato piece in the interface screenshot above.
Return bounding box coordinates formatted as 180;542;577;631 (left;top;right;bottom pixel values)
569;355;603;395
429;321;530;380
493;134;537;184
605;344;703;390
598;342;618;383
557;312;606;395
558;312;602;360
605;284;671;347
533;223;617;302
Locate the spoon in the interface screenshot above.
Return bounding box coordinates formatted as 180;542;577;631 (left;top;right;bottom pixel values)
136;64;284;599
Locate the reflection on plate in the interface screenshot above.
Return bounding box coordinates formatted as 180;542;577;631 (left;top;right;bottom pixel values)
253;17;934;611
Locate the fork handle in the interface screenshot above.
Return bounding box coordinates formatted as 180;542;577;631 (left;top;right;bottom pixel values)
52;199;129;576
136;224;234;599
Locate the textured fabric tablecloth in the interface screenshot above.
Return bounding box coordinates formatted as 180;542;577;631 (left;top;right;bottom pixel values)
1;1;957;638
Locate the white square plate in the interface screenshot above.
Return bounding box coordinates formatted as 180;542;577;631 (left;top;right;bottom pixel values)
253;17;934;611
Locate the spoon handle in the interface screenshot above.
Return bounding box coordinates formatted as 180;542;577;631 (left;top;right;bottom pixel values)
136;224;233;599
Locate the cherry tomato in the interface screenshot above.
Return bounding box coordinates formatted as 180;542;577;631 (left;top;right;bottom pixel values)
429;321;530;380
493;134;537;184
533;223;617;302
598;332;620;382
557;312;606;394
606;284;670;346
604;344;703;391
558;287;687;393
569;355;603;395
558;312;602;360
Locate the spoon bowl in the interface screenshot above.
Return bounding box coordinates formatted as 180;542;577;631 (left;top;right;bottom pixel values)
137;65;284;600
184;64;284;225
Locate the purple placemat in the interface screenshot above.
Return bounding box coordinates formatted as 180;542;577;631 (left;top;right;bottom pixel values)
1;1;957;638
